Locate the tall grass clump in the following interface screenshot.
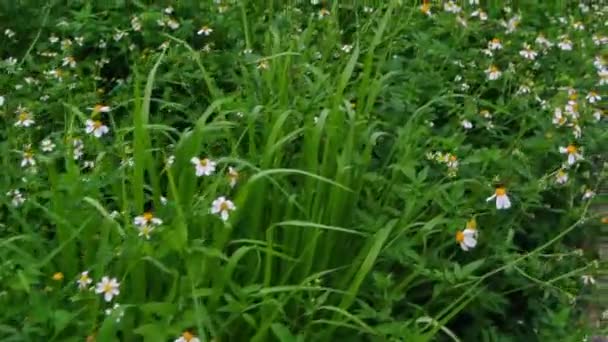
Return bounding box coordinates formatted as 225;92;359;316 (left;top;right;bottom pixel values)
0;1;607;341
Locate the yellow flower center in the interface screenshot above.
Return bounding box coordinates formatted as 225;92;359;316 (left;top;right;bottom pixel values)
489;65;498;72
24;151;33;158
602;217;608;224
420;2;430;13
143;212;153;222
491;38;500;44
80;274;89;282
220;202;230;211
566;145;576;154
93;120;103;129
103;283;113;293
19;112;29;121
495;187;506;196
182;332;194;341
449;155;457;162
93;104;104;113
200;159;209;167
455;231;464;243
52;272;64;281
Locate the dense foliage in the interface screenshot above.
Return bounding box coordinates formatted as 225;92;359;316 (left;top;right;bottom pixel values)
0;1;607;341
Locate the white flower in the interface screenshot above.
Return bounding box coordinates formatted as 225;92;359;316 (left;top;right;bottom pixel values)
4;29;15;38
89;104;111;113
85;119;110;138
49;35;59;44
461;120;473;129
166;155;175;166
73;138;84;160
586;91;601;103
593;110;603;122
488;38;502;50
104;303;125;322
160;196;168;205
599;69;608;86
131;16;142;31
572;21;585;30
83;160;95;169
517;84;531;95
167;18;180;30
211;196;236;221
175;332;201;342
15;111;35;127
470;9;488;21
0;95;4;106
582;189;595;200
62;56;76;68
41;139;56;152
137;225;155;240
341;44;353;53
191;157;216;176
21;151;35;168
581;275;595;286
228;167;239;187
164;6;174;14
443;1;461;13
7;189;25;207
519;44;537;60
197;25;213;36
133;212;163;227
557;37;573;50
95;276;120;302
485;65;502;80
502;16;520;33
555;170;568;184
559;145;583;165
456;228;478;251
113;30;128;42
486;187;511;209
77;271;93;290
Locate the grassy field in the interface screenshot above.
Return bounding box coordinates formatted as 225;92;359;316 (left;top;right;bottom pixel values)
0;1;607;341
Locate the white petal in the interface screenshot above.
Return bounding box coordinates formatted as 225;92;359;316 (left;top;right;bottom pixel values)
463;235;477;248
104;292;113;302
190;157;199;164
221;210;229;221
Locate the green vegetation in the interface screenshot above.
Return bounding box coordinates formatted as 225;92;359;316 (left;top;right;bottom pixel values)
0;1;606;341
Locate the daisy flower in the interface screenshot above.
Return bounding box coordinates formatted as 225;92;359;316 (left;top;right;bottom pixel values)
191;157;216;176
77;271;93;290
318;8;330;18
535;34;553;49
555;169;568;184
470;9;488;21
485;65;502;80
461;120;473;129
197;25;213;36
137;225;155;240
581;275;595;286
89;104;111;113
456;227;478;251
519;44;537;60
133;212;163;227
582;189;595;200
95;276;120;302
559;145;583;165
586;91;601;104
557;36;573;50
443;1;461;13
85;119;110;138
486;186;511;210
40;139;55;152
228;167;239;187
15;111;35;127
21;150;35;168
211;196;236;221
488;38;502;50
420;0;431;16
7;189;25;207
62;56;76;68
175;331;200;342
167;18;180;30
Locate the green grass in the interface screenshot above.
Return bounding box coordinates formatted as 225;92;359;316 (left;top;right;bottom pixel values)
0;1;607;341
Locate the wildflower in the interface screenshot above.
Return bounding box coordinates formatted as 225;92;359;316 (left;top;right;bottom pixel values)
257;60;269;70
83;160;95;169
559;145;582;165
4;28;15;38
166;155;175;166
21;150;35;168
479;110;492;119
565;101;579;118
15;111;35;127
52;272;64;281
167;18;180;30
318;8;330;18
456;227;478;251
49;35;59;44
191;157;216;176
570;123;582;139
594;56;606;70
443;1;461;13
133;212;163;227
420;0;431;16
160;196;168;205
197;25;213;36
85;119;110;138
90;104;111;113
586;91;601;104
582;189;595;200
461;120;473;129
341;44;353;53
95;276;120;302
488;38;502;50
41;139;56;152
73;138;84;160
593;110;603;122
104;303;125;322
581;275;595;286
470;9;488;21
175;331;201;342
228;167;239;187
46;68;64;81
211;196;236;221
485;65;502;80
164;6;174;14
131;16;142;31
137;225;155;240
486;186;511;210
502;15;520;33
519;44;537;60
113;30;128;42
62;56;76;68
77;271;92;290
557;36;573;50
555;169;568;184
599;69;608;86
7;189;25;207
